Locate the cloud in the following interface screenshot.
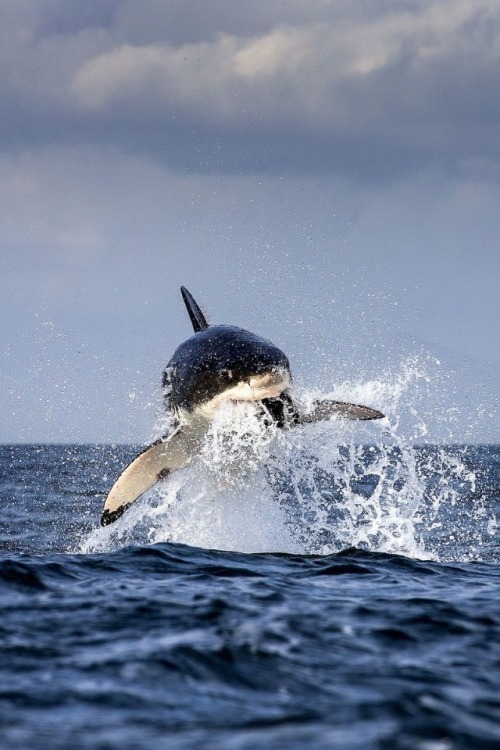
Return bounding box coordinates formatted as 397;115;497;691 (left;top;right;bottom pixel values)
3;1;500;178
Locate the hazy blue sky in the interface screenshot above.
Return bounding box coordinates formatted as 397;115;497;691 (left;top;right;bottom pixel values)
1;0;498;443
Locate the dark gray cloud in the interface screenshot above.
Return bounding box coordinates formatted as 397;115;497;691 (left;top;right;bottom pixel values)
2;1;500;179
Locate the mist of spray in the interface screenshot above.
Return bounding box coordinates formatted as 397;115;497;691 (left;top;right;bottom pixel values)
81;356;495;561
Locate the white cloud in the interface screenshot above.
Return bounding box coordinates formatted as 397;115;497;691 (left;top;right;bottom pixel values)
0;149;108;255
0;1;498;177
70;1;500;131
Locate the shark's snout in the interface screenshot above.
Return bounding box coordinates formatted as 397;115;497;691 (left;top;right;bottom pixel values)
248;370;290;399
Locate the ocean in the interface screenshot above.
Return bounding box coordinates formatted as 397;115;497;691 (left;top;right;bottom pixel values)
0;431;499;748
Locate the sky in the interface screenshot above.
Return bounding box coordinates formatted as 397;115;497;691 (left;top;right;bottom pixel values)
0;0;499;443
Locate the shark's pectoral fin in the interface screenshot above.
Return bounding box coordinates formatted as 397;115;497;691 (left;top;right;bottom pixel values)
298;399;385;424
101;426;205;526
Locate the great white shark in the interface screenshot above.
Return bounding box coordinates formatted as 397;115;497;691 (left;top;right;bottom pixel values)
101;287;384;526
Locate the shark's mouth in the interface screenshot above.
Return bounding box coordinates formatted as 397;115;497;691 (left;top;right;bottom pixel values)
195;370;291;419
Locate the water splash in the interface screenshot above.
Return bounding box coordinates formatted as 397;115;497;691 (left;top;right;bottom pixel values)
81;357;494;561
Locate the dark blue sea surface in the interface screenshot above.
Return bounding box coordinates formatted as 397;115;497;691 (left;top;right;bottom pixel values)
0;444;499;749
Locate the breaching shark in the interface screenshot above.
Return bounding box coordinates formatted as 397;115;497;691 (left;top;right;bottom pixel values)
101;287;384;526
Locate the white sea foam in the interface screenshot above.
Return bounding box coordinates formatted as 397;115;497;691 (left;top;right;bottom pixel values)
81;356;490;561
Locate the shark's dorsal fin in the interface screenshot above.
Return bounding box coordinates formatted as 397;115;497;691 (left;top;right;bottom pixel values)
180;286;209;332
